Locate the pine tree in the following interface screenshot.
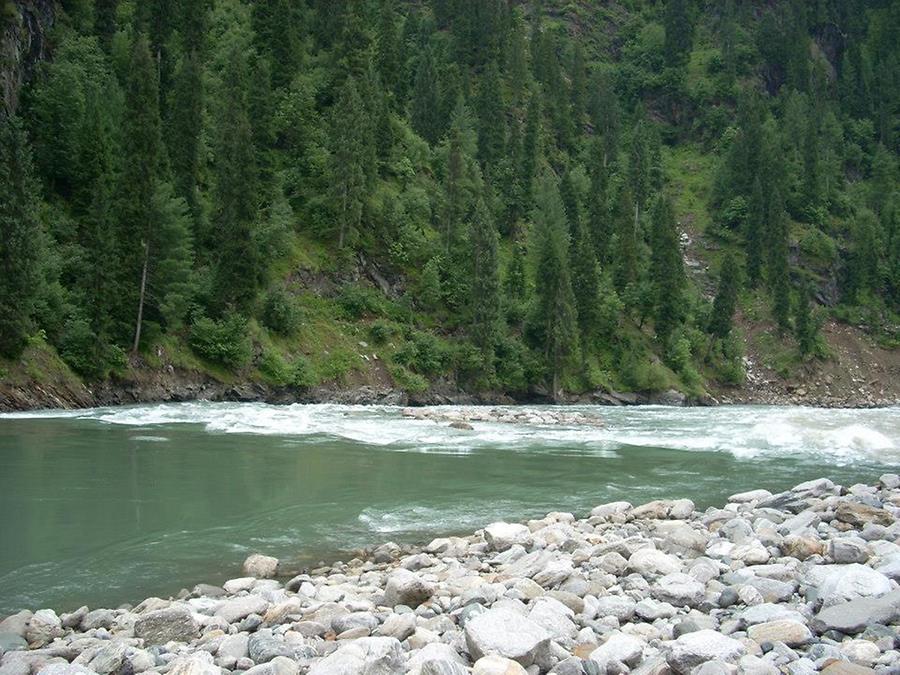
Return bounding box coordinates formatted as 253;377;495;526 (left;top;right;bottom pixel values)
527;173;579;398
152;183;195;331
213;44;260;309
469;197;501;364
709;252;740;339
664;0;693;66
476;60;505;171
745;177;765;288
649;196;685;345
328;76;369;251
571;218;600;347
845;209;880;301
410;47;441;144
0;116;43;357
120;33;164;351
611;180;638;292
503;235;527;325
168;50;204;231
586;136;610;262
794;281;817;356
588;70;619;170
628;118;650;228
376;0;402;100
768;199;792;333
520;91;541;208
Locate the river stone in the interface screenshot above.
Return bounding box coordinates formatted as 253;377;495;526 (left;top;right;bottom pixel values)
811;589;900;634
332;612;379;635
242;555;279;579
484;523;532;552
215;595;269;624
421;661;469;675
167;652;220;675
628;548;682;578
591;501;632;520
307;637;404;675
594;595;636;621
747;620;813;647
36;666;98;675
0;613;31;639
665;630;746;674
80;609;116;631
729;490;773;503
25;610;63;647
835;502;892;527
739;603;805;626
80;643;127;674
841;639;880;667
0;634;26;655
383;569;434;608
248;630;294;663
828;538;869;564
814;563;892;607
406;643;467;675
217;633;249;660
244;656;299;675
652;573;706;608
820;663;878;675
464;607;552;666
527;597;576;641
134;607;198;645
589;632;645;669
471;656;527;675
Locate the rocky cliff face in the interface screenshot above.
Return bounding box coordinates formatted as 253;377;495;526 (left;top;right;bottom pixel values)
1;0;53;114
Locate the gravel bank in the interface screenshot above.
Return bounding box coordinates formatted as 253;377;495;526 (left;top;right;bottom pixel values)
2;475;900;675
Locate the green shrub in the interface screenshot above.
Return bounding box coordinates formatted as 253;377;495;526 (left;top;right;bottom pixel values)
189;314;251;368
262;288;301;335
338;285;384;320
319;349;356;382
290;356;317;388
393;331;450;375
58;318;101;378
258;350;292;386
369;320;394;345
389;364;429;393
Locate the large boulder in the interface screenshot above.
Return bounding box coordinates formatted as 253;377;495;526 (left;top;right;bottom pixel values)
811;589;900;635
811;564;892;607
464;607;551;667
215;596;269;624
383;569;434;608
665;630;746;674
628;548;682;578
652;573;706;608
484;523;532;552
307;637;405;675
134;607;199;646
242;555;279;579
589;632;645;670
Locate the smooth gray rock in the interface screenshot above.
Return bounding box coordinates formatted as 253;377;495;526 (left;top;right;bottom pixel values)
306;637;405;675
652;573;706;608
134;607;199;645
248;630;294;663
665;629;746;674
0;634;26;655
241;555;279;579
214;595;269;624
36;665;98;675
811;589;900;634
464;607;551;667
383;569;434;608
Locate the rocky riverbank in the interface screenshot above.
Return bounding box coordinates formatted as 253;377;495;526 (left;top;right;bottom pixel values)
3;476;900;675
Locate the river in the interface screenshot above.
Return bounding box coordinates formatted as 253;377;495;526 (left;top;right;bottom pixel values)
0;402;897;614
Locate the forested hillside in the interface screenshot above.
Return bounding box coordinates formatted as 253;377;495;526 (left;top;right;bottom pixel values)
1;0;898;405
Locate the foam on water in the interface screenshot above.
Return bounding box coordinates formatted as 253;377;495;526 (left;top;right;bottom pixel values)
2;402;898;464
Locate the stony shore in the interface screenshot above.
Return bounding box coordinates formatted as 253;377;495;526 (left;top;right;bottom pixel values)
3;477;900;675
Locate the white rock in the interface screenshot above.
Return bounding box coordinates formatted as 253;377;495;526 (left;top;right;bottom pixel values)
241;555;279;579
484;523;532;552
215;596;269;624
652;573;706;608
840;639;880;666
665;630;746;674
728;490;773;503
167;653;221;675
589;632;645;668
628;548;683;578
382;569;434;608
307;637;405;675
464;607;551;667
471;655;528;675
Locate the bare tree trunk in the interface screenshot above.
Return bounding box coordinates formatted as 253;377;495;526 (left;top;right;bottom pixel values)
132;240;150;354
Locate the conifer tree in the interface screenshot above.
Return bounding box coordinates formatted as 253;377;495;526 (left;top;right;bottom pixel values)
768;201;792;334
120;33;164;351
664;0;693;66
520;92;541;208
709;251;740;339
476;60;505;171
0;116;43;357
571;218;600;347
586;136;611;262
745;177;765;288
794;281;817;356
503;236;528;325
588;71;619;170
469;197;501;363
328;76;368;250
168;50;204;230
649;196;685;345
213;44;260;309
611;181;638;292
628;118;650;228
527;173;579;398
410;47;441;144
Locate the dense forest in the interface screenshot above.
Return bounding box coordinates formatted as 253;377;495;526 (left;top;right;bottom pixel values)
0;0;898;400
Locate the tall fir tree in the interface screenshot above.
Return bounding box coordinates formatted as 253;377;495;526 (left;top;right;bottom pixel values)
571;218;601;348
469;196;502;365
745;177;765;288
663;0;693;66
0;116;43;357
328;76;369;250
527;173;579;398
213;44;260;310
410;47;441;144
709;251;740;340
649;196;685;345
794;281;817;356
476;60;506;172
